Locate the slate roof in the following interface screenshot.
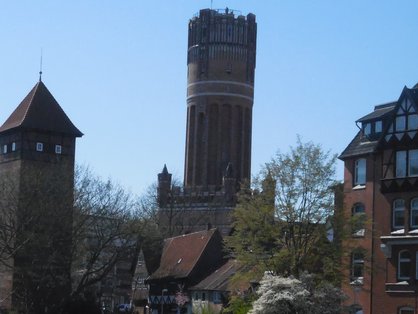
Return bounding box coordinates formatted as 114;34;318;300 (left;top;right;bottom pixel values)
339;132;379;160
0;81;83;137
147;229;219;280
356;102;395;122
190;259;241;292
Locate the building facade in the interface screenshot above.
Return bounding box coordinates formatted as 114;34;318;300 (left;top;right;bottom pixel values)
0;79;83;312
158;8;257;236
340;84;418;314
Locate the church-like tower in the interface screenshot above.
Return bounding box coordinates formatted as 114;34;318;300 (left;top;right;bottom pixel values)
184;8;257;189
0;80;82;312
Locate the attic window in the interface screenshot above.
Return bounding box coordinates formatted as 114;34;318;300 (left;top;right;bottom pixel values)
375;120;382;133
36;142;43;152
363;123;371;136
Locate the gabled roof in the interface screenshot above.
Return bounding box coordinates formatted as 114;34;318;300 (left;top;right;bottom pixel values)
340;84;418;160
190;259;241;292
0;81;83;137
148;229;220;281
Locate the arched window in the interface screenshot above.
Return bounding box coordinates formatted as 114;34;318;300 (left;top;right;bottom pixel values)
398;250;411;280
350;305;363;314
393;199;405;229
354;159;366;186
411;198;418;229
352;203;366;236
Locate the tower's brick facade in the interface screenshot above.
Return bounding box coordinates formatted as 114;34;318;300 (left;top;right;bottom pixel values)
158;8;257;236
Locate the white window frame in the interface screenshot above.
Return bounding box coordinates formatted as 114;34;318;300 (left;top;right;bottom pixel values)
398;250;411;280
11;142;16;152
55;144;62;154
399;306;415;314
354;159;366;186
352;203;366;237
36;142;43;152
2;145;7;154
393;199;405;229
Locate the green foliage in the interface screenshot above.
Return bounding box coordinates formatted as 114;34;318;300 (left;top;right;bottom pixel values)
223;294;256;314
228;138;339;280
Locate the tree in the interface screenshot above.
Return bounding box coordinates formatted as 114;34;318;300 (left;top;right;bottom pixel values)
0;164;143;313
228;137;339;279
70;165;139;299
249;272;345;314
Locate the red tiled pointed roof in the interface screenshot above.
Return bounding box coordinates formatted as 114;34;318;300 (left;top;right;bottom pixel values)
0;81;83;137
148;229;220;280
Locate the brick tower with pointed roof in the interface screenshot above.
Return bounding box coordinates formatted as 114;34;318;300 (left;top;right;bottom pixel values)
0;79;82;312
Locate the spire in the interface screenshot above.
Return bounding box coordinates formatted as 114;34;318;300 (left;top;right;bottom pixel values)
39;49;43;82
0;81;83;137
162;164;169;175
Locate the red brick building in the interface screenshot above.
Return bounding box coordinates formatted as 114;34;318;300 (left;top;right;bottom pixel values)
340;84;418;314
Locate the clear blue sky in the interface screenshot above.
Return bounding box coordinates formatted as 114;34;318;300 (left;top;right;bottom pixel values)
1;1;418;196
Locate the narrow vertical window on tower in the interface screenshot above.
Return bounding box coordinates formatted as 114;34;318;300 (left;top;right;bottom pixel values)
55;145;62;154
3;144;7;154
11;142;16;151
351;251;364;283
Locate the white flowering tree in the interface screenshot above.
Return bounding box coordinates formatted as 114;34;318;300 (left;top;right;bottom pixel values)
250;272;345;314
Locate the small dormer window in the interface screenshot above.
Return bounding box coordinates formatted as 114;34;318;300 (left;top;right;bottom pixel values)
375;120;382;133
55;145;62;154
11;142;16;152
3;145;7;154
363;123;371;136
36;142;43;152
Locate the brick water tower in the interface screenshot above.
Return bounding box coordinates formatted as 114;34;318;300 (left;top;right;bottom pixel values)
184;8;257;190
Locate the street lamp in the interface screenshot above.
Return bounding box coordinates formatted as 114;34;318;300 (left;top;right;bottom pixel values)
161;288;168;314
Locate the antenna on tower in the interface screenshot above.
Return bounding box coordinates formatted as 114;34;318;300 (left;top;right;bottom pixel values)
39;48;43;82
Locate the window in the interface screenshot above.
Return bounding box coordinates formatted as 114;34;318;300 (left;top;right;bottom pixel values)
393;199;405;229
201;292;206;301
409;150;418;176
396;150;418;177
11;142;16;152
375;120;382;133
363;123;371;136
350;305;363;314
411;199;418;229
351;251;364;281
399;307;414;314
36;142;43;152
354;159;366;186
2;145;7;154
352;203;366;236
55;145;62;154
396;116;406;131
398;250;411;280
212;291;221;303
